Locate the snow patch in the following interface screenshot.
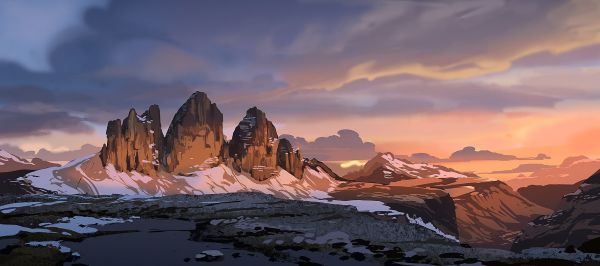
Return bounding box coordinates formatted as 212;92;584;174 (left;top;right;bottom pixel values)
0;224;53;237
405;214;458;242
26;241;72;253
44;216;137;234
0;149;32;165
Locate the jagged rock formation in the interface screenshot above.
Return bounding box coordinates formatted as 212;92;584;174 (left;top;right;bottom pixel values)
164;92;224;173
512;169;600;251
277;139;304;179
98;93;308;181
100;105;164;176
229;107;280;181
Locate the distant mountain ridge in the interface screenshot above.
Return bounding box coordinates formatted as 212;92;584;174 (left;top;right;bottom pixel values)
343;152;476;184
506;155;600;189
0;150;59;173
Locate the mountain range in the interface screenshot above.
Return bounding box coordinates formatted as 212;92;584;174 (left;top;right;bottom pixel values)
2;91;599;257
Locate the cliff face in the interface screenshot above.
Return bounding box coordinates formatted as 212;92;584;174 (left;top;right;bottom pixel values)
100;105;164;176
277;139;304;179
228;107;280;180
512;170;600;251
330;182;460;238
164;92;224;173
99;93;307;181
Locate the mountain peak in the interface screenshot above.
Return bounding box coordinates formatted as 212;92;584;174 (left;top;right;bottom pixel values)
101;104;165;176
0;149;59;172
229;107;279;180
343;151;473;184
164;92;223;173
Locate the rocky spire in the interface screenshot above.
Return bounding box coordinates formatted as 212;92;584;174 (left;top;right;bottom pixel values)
164;91;224;173
277;138;304;179
229;107;279;180
100;105;164;176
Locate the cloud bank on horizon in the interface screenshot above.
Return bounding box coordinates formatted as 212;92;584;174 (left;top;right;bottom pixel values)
1;0;600;159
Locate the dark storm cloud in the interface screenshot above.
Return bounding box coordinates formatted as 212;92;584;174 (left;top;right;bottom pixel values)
0;0;598;139
0;108;93;137
280;129;377;161
239;76;559;123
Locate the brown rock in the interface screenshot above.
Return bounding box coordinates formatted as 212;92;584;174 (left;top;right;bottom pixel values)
277;138;304;179
229;107;279;180
100;105;164;176
164;91;224;173
304;158;345;181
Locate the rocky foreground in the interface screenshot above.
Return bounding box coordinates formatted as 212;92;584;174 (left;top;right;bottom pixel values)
1;193;598;266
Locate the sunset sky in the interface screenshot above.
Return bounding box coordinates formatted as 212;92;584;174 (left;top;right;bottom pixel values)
2;0;600;165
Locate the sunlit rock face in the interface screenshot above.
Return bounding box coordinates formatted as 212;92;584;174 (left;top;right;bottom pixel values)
100;105;164;176
164;92;224;174
229;107;280;181
277;138;304;179
98;92;307;182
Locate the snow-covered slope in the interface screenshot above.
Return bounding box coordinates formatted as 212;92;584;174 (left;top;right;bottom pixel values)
0;149;59;173
23;153;465;242
24;154;339;200
343;152;475;184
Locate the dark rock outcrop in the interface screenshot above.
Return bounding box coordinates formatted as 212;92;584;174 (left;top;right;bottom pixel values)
277;138;304;179
164;92;224;173
513;170;600;251
304;158;346;181
100;105;164;176
229;107;279;180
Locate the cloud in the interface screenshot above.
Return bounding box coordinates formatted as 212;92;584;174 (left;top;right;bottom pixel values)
250;76;559;122
448;146;550;162
484;164;554;175
449;146;518;161
284;0;600;89
0;0;600;153
280;129;376;161
398;146;550;163
0;108;93;138
0;0;108;71
0;143;100;161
